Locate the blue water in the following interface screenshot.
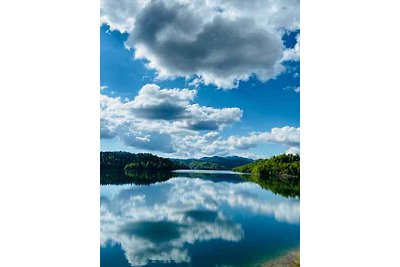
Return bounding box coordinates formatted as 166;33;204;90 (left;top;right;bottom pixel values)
100;171;300;267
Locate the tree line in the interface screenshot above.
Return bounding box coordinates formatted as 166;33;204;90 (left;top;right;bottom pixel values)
234;154;300;178
100;151;186;170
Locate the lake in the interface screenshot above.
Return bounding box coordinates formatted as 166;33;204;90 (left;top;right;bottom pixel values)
100;170;300;267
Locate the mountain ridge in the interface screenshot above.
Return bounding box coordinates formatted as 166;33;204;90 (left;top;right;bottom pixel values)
171;155;254;170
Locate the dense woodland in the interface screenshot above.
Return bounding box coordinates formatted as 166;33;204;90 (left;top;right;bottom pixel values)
234;154;300;197
171;159;225;170
172;156;254;170
100;152;186;170
100;151;255;171
234;154;300;178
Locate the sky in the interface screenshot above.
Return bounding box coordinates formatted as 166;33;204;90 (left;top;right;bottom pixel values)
100;0;300;159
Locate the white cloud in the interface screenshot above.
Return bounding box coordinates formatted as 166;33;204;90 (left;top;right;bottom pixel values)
120;128;175;153
127;83;197;120
214;0;300;31
225;126;300;148
283;34;300;62
286;146;300;155
178;104;242;131
101;0;300;33
100;0;149;32
100;94;129;139
100;0;300;89
173;126;300;157
129;2;285;89
100;84;242;153
101;87;299;156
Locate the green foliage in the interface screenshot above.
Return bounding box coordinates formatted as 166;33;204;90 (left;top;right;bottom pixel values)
100;152;254;171
172;156;254;170
100;151;187;171
186;160;226;170
234;154;300;177
234;154;300;197
200;156;254;170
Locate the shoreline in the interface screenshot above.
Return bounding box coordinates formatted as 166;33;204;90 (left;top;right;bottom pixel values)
260;250;300;267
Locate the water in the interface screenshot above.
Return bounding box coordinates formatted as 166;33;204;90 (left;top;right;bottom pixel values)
100;170;300;267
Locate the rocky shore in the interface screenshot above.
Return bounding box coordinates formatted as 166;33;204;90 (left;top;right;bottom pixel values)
261;250;300;267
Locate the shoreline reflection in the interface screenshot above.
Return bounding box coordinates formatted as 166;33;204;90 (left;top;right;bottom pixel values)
101;174;299;266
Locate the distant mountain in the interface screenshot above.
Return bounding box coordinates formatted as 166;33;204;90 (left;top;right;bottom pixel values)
100;151;254;171
199;156;254;170
171;156;254;170
170;159;226;170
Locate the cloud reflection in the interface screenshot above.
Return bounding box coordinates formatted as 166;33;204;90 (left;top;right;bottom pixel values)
100;177;299;266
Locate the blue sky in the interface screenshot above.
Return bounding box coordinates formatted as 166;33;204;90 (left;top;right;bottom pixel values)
100;0;300;159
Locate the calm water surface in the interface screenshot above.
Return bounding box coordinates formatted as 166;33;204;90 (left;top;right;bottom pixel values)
100;170;300;267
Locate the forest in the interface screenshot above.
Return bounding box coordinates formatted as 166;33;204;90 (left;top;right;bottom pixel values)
172;156;253;170
233;154;300;197
234;154;300;178
100;151;255;171
100;152;186;170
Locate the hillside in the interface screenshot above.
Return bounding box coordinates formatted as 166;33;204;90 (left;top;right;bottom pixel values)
172;159;226;170
100;151;186;170
100;152;255;171
199;156;254;170
234;154;300;178
234;154;300;197
171;156;254;170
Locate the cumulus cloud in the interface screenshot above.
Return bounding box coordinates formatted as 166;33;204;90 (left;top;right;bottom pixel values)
127;84;196;120
101;87;299;156
179;105;243;131
214;0;300;31
282;34;300;61
100;94;129;139
177;126;300;156
100;0;300;89
221;126;300;150
101;177;299;265
286;146;300;155
129;1;285;88
101;0;300;33
100;0;149;32
100;84;242;153
120;129;175;153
